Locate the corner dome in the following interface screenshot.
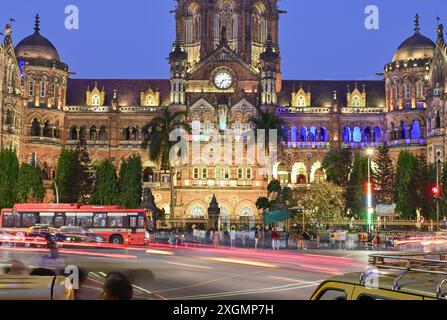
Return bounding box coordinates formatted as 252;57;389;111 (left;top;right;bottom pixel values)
392;14;435;62
15;14;60;62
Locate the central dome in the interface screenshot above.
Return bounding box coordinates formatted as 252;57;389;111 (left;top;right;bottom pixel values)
15;15;60;62
392;14;435;62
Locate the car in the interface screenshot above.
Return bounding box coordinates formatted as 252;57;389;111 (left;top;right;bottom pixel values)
25;225;72;246
310;252;447;300
59;226;105;243
0;230;14;247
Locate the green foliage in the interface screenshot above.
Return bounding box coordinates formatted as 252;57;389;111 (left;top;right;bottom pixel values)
249;108;286;151
118;155;143;209
267;180;281;194
415;153;436;219
322;148;352;188
75;136;94;204
395;151;419;218
0;148;19;208
296;181;345;225
90;160;118;205
16;163;45;203
373;144;395;205
256;197;270;211
346;152;369;219
55;148;81;203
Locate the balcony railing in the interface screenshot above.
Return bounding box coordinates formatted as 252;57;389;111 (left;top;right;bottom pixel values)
281;141;331;149
25;136;61;145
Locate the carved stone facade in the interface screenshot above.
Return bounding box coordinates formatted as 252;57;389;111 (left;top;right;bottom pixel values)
1;4;447;225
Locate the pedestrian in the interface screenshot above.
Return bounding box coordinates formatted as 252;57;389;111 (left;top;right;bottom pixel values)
271;228;280;250
212;229;220;247
209;229;214;245
330;232;335;249
255;228;260;249
102;271;133;300
230;228;236;248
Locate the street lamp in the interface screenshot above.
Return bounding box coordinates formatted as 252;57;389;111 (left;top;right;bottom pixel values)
365;148;374;233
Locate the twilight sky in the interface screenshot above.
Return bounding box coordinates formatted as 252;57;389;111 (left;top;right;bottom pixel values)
1;0;446;80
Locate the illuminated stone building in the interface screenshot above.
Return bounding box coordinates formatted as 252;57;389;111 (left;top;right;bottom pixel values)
1;1;447;227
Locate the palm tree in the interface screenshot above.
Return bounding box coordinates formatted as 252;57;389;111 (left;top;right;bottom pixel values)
249;107;287;152
142;109;191;221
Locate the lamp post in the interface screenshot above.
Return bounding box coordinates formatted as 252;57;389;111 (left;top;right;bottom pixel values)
366;148;374;233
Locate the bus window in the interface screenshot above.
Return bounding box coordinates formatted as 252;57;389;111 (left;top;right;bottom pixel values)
53;213;65;228
108;216;124;228
66;215;76;226
129;216;137;228
76;215;93;228
40;215;53;226
93;213;107;228
2;212;14;227
138;216;145;228
21;213;38;228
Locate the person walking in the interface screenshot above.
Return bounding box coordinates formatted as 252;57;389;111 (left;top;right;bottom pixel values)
255;228;260;249
230;228;236;248
212;229;220;247
271;228;279;250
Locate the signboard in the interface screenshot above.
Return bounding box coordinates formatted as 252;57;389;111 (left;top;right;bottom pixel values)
375;204;398;217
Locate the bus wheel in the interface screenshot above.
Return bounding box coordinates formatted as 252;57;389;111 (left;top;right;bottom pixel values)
110;235;123;245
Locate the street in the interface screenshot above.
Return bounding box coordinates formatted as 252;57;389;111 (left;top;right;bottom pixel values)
0;244;377;300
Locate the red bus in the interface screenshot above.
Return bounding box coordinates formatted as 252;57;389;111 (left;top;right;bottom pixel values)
0;203;148;245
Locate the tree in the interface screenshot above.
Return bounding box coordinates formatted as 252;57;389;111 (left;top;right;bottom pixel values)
90;160;118;205
143;109;191;217
346;152;369;219
322;148;353;188
118;155;143;209
75;136;94;204
256;197;270;211
0;148;19;209
373;143;395;205
267;180;281;194
395;151;418;218
16;163;45;203
415;153;436;219
296;181;345;226
249;107;286;156
55;148;81;203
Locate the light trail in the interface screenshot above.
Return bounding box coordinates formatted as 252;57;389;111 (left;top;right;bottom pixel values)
145;249;175;256
165;261;211;269
203;257;278;268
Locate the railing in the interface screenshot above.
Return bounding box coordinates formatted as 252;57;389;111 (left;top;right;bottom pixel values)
281;141;331;149
25;136;61;145
143;181;171;190
277;106;331;114
341;107;385;114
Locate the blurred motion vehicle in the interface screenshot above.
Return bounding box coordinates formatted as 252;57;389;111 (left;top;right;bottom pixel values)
1;203;148;245
0;275;74;300
0;230;15;247
59;226;105;243
310;252;447;300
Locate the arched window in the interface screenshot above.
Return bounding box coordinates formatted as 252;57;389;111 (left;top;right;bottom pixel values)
216;0;237;49
237;167;244;180
30;118;40;137
291;126;298;143
309;126;317;142
89;126;97;141
240;207;254;217
202;167;208;179
314;169;325;183
352;96;360;107
43;120;52;138
5;109;13;125
99;126;107;141
29;81;35;97
300;126;308;142
436;111;441;129
54;121;61;139
122;127;131;141
400;122;407;139
416;81;424;99
403;81;411;100
374;127;382;142
193;167;200;180
246;168;252;180
69;126;77;140
191;205;205;218
132;128;140;141
252;2;267;44
92;94;101;106
364;127;372;142
343;127;351;142
40;82;46;98
353;126;362;142
319;127;328;142
79;126;87;141
410;120;422;139
216;165;230;180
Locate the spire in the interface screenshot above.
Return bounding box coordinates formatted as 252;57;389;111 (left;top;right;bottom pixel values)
260;34;278;62
414;13;420;34
34;14;40;34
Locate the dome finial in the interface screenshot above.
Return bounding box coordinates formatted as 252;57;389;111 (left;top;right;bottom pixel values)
414;13;420;34
34;14;40;34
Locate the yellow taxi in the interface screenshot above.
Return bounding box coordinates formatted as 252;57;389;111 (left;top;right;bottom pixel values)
0;275;74;300
310;252;447;300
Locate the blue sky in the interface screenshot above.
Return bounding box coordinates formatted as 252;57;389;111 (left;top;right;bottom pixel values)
1;0;446;80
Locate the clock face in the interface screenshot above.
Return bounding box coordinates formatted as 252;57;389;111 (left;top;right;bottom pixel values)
214;71;233;89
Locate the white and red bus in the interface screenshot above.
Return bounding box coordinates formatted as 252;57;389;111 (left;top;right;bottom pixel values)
0;203;148;245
